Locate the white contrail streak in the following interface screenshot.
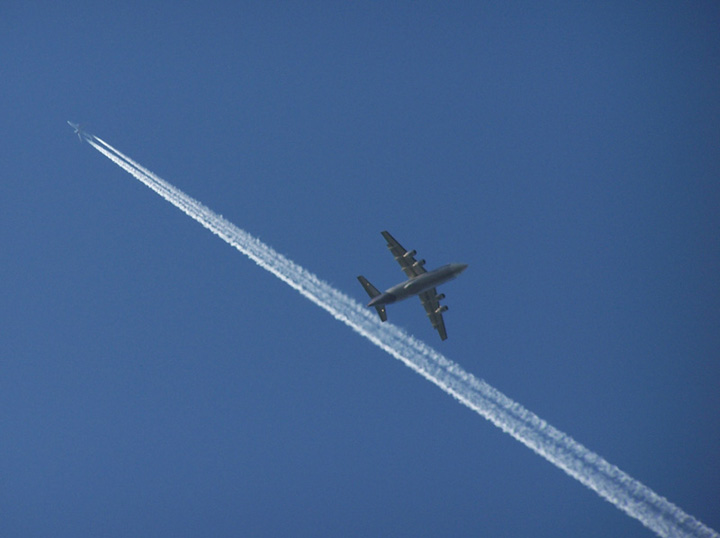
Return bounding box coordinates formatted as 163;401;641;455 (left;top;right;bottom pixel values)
83;132;716;538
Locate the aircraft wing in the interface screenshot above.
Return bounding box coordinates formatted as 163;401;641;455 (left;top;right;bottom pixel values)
419;288;448;341
381;231;427;279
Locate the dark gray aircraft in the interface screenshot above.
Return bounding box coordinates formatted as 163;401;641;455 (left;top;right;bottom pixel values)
358;231;467;340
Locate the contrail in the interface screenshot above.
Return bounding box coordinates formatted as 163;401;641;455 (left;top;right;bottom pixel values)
82;131;716;538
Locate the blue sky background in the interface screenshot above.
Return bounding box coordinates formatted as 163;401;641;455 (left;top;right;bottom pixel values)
2;2;718;536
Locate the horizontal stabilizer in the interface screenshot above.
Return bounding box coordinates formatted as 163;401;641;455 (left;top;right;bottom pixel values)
357;275;381;298
357;276;388;322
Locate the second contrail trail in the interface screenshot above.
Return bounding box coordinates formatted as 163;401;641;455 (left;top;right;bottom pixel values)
81;130;716;538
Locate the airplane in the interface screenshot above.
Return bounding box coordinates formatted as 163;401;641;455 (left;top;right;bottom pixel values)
67;121;85;142
358;231;467;340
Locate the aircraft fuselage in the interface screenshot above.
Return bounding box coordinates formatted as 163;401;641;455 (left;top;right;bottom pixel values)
368;263;468;307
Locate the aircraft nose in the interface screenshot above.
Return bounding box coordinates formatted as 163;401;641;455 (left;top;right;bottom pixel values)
457;263;469;273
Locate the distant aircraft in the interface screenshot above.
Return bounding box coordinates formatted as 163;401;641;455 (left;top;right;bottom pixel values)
67;121;85;142
358;231;467;340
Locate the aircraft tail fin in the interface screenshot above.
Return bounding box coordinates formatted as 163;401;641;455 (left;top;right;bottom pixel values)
357;276;388;322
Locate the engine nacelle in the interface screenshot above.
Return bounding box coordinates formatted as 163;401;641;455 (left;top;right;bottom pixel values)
403;249;417;259
435;293;445;302
435;305;449;314
412;259;426;268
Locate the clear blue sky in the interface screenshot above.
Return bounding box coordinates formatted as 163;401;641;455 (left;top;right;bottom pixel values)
2;3;718;536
